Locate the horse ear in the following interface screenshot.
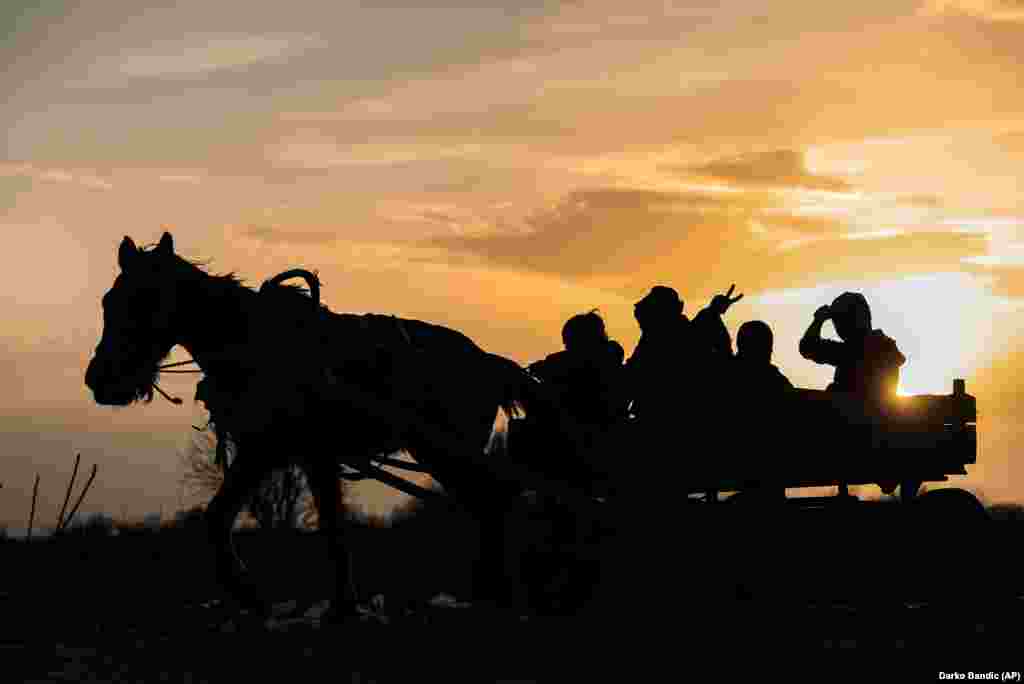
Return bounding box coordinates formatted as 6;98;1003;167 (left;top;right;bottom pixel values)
156;231;174;255
118;236;138;271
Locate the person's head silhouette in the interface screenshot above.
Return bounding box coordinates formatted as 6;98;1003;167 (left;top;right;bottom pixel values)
736;320;773;365
829;292;871;342
562;309;608;353
633;286;683;333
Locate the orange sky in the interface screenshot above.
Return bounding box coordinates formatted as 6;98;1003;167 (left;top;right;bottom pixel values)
2;0;1024;527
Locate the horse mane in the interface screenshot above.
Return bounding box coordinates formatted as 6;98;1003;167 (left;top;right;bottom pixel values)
140;245;320;308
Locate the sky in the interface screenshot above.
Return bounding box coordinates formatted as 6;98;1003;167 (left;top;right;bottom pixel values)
2;0;1024;527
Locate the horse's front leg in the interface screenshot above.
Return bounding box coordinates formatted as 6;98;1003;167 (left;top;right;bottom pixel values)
205;452;271;613
303;458;359;622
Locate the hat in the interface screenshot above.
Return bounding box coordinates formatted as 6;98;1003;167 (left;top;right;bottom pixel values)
635;286;683;313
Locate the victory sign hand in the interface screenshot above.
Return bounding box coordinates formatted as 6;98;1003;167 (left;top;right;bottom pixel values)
710;284;744;316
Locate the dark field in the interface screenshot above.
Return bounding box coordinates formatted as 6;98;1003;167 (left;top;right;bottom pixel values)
3;498;1023;681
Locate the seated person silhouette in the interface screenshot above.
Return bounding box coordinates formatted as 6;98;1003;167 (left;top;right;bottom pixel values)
799;292;905;401
527;309;627;429
524;310;626;498
624;284;742;424
732;320;794;395
729;320;793;499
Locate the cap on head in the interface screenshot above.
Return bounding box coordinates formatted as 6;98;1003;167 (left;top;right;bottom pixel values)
634;285;683;321
737;320;773;363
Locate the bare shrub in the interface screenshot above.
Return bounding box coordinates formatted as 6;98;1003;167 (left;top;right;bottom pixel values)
180;427;325;530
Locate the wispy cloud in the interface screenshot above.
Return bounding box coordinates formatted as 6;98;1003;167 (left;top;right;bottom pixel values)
230;224;341;247
996;130;1024;155
422;182;990;299
83;33;328;82
963;259;1024;297
268;137;511;170
158;174;202;184
0;163;113;191
675;149;853;192
921;0;1024;22
379;200;525;238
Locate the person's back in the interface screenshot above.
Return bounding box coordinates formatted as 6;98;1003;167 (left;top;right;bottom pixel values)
625;285;741;423
731;320;794;397
528;311;626;428
725;320;794;498
625;289;693;422
799;292;906;402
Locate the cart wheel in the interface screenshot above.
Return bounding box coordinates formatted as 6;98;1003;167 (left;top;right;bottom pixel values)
913;488;989;522
908;488;991;605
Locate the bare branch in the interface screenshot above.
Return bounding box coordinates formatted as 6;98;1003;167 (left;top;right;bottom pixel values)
61;464;98;532
27;474;39;541
57;453;81;530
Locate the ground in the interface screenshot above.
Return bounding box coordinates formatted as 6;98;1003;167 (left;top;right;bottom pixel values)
2;504;1022;680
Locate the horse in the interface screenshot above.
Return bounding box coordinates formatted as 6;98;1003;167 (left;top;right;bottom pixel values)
84;231;604;620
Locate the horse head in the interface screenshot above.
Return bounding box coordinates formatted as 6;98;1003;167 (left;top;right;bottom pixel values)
84;231;185;406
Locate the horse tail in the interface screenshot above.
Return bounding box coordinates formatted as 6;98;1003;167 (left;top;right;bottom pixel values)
484;352;585;453
479;352;543;420
482;352;609;498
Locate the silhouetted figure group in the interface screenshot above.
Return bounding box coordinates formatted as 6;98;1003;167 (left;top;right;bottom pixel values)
527;285;907;452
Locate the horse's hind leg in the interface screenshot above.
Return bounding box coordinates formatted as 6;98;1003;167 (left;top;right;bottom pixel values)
303;458;359;621
205;452;272;612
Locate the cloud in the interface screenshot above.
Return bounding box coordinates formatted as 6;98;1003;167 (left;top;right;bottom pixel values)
268;137;518;170
158;174;202;184
0;175;33;212
755;211;853;235
425;187;771;280
529;2;719;41
0;163;113;191
996;130;1024;156
675;149;853;192
422;183;990;301
900;193;945;208
962;258;1024;298
968;342;1024;418
232;225;341;246
921;0;1024;22
747;229;989;292
85;33;329;81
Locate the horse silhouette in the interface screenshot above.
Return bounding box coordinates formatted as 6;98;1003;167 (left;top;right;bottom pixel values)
84;231;602;620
